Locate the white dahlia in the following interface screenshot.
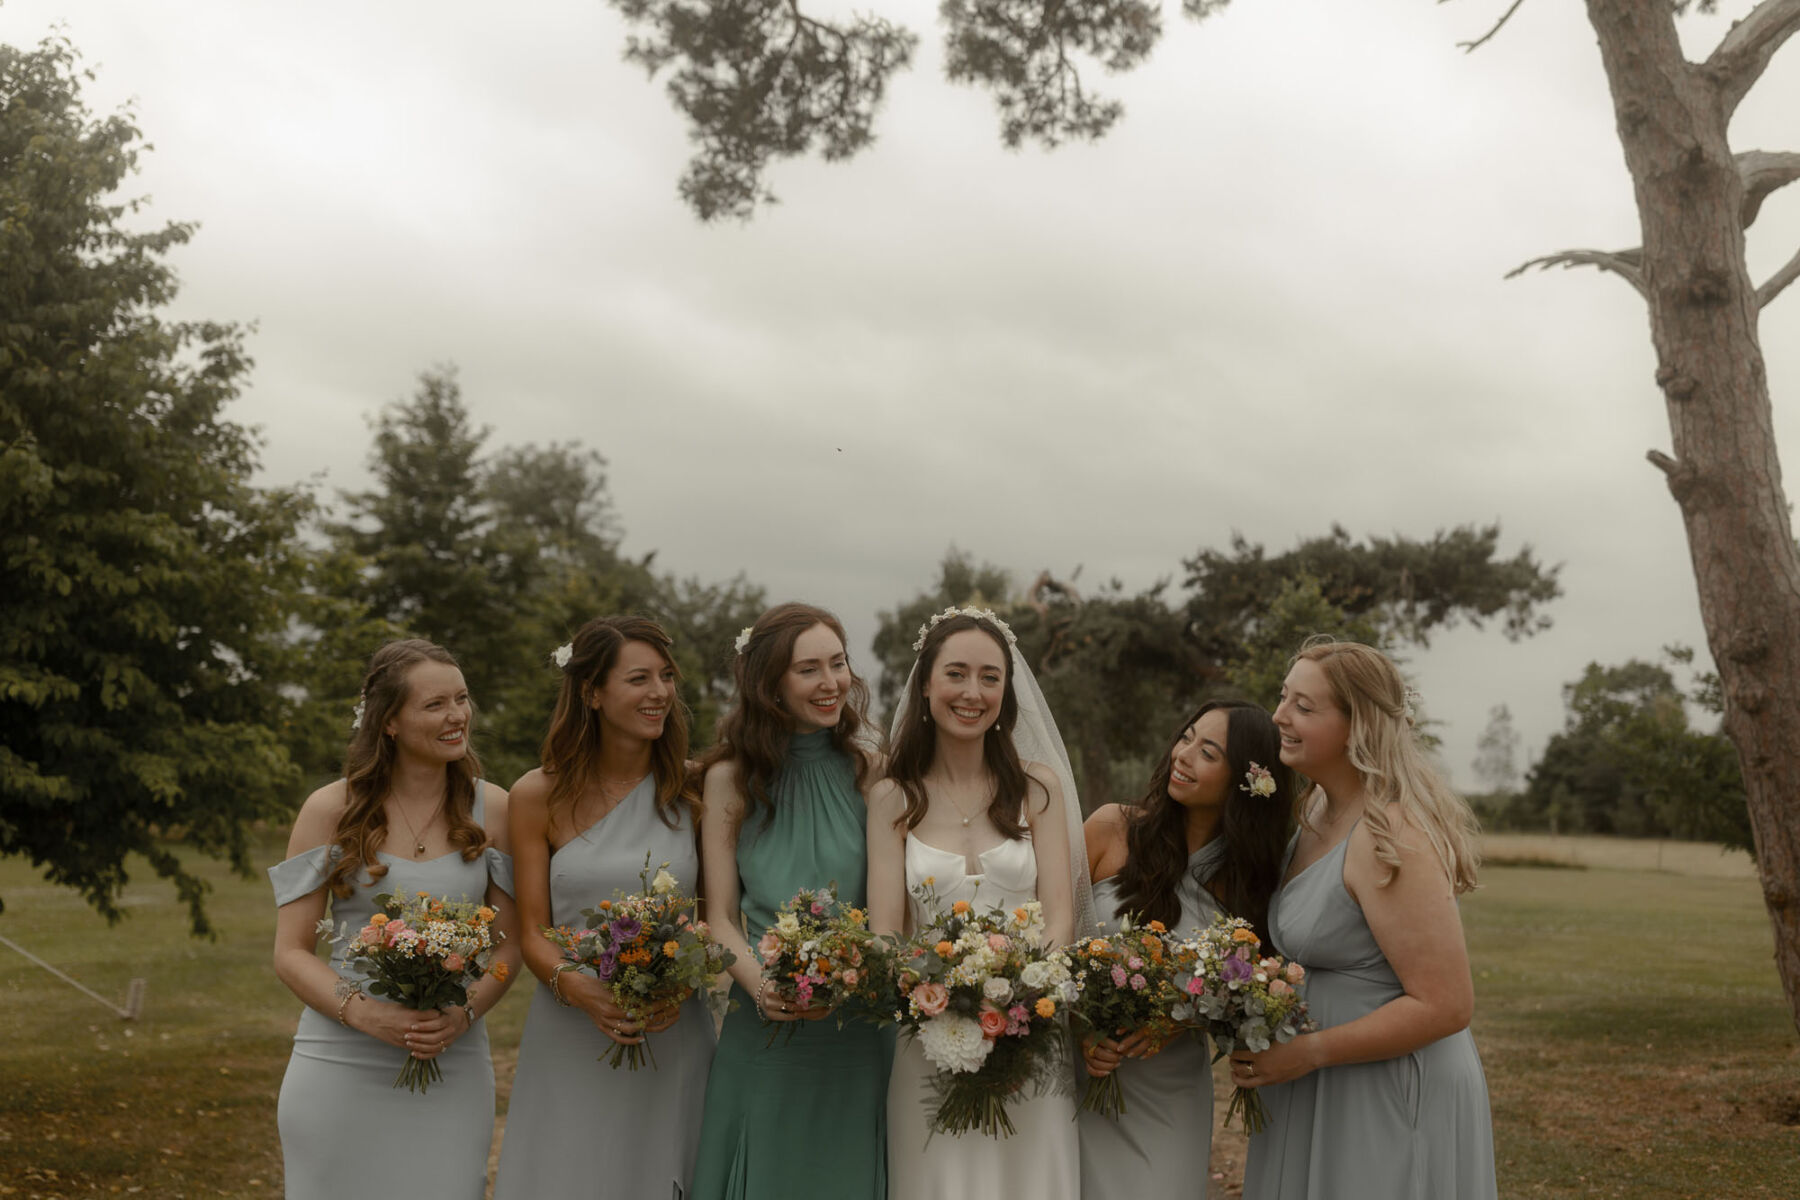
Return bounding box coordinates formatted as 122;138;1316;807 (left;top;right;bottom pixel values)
916;1015;996;1075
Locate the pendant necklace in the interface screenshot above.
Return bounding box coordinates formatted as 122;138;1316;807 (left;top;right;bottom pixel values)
393;797;443;858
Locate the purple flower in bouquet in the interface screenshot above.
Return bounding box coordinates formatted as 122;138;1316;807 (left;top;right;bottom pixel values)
1221;955;1253;984
610;916;642;943
596;948;619;982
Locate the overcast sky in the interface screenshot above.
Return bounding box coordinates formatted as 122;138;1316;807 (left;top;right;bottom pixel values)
6;0;1797;791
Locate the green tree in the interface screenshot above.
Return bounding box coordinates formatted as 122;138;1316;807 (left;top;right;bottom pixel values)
1520;654;1751;849
602;0;1800;1035
656;572;768;746
0;36;311;932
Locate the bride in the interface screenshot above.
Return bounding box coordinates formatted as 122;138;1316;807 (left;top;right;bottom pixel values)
867;606;1094;1197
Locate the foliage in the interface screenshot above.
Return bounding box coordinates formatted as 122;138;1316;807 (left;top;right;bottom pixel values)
0;36;311;933
875;531;1546;809
607;0;918;219
1515;651;1751;850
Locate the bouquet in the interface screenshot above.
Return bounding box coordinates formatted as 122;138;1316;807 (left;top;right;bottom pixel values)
337;890;509;1094
1066;916;1203;1119
1175;914;1313;1132
542;856;734;1069
888;880;1075;1139
755;884;881;1043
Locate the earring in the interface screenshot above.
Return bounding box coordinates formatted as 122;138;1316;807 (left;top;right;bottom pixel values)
922;707;931;724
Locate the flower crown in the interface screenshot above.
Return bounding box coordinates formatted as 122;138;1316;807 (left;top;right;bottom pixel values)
912;605;1018;653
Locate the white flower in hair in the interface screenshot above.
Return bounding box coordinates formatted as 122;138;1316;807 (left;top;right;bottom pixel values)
349;698;365;732
552;642;573;670
911;604;1019;652
733;626;755;655
1402;687;1422;724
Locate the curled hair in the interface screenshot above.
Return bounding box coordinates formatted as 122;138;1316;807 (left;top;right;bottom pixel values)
885;613;1038;839
327;639;487;899
1111;701;1295;943
1292;637;1481;894
539;616;692;830
702;603;873;830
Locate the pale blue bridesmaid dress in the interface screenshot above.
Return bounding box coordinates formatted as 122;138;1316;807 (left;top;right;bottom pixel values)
1078;837;1226;1199
270;782;513;1200
1242;825;1497;1200
493;775;715;1199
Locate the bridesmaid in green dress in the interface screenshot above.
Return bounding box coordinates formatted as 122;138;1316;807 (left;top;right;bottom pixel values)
689;603;889;1200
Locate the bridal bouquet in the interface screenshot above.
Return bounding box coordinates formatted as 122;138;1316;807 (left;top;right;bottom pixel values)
1066;917;1204;1119
542;856;734;1070
889;880;1075;1139
1175;914;1313;1132
755;884;881;1042
338;891;509;1094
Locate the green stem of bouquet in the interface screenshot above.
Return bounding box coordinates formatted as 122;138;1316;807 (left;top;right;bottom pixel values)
1079;1072;1128;1120
1223;1084;1268;1134
393;1054;444;1094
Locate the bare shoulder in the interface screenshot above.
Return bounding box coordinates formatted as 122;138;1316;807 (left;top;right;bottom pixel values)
702;758;745;815
1083;802;1129;844
866;776;906;821
1021;760;1062;813
507;768;552;807
287;780;350;852
1348;801;1451;895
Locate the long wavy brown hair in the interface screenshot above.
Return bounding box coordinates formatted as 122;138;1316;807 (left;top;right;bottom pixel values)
884;613;1037;839
540;615;691;831
701;603;873;832
326;639;488;899
1110;700;1295;942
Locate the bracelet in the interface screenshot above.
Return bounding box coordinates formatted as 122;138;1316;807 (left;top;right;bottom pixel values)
335;990;361;1027
460;1002;477;1029
550;962;580;1007
754;979;772;1022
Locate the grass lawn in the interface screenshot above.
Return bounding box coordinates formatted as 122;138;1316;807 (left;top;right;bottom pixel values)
1;838;1794;1198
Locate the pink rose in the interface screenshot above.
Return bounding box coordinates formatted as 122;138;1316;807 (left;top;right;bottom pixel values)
1284;962;1306;985
979;1008;1008;1038
1185;977;1205;996
842;969;859;987
357;925;380;947
913;982;950;1016
987;934;1010;952
758;932;780;958
443;953;465;973
1270;978;1293;997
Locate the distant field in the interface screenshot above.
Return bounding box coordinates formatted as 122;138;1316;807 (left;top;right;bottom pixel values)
1479;832;1757;878
1;835;1793;1199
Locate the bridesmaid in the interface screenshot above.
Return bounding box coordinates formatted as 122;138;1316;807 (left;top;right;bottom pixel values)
270;639;519;1200
493;616;713;1199
1235;638;1497;1200
688;603;889;1200
1077;700;1295;1200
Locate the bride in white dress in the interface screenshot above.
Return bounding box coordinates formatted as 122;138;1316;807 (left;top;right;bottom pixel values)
867;607;1096;1198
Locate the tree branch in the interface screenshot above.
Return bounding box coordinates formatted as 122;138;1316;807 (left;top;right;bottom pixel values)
1456;0;1529;54
1705;0;1800;117
1739;150;1800;228
1506;247;1648;298
1758;244;1800;307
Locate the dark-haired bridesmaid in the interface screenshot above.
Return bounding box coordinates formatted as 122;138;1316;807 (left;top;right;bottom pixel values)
1077;700;1295;1200
494;616;713;1199
270;639;519;1200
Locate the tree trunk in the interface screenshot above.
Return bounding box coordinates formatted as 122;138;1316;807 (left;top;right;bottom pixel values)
1583;0;1800;1035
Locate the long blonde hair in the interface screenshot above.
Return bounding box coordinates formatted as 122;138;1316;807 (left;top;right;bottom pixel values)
1293;638;1480;894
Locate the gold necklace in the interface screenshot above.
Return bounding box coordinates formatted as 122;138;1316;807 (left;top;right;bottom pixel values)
939;782;989;828
391;797;443;858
